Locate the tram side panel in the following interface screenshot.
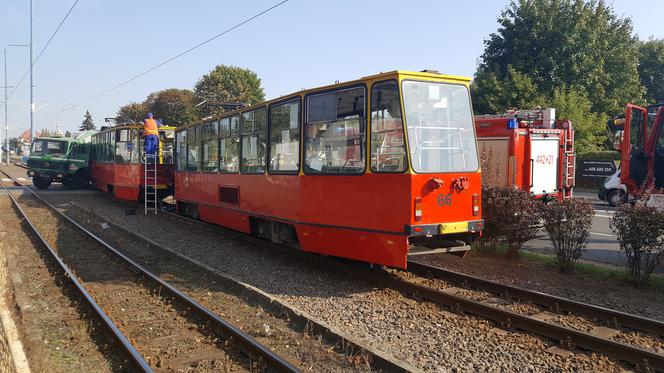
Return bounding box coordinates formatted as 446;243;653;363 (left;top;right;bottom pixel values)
297;173;411;268
175;171;411;268
174;170;481;269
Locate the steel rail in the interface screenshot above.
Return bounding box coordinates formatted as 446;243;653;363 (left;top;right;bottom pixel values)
0;177;153;372
407;260;664;337
378;268;664;371
3;171;300;373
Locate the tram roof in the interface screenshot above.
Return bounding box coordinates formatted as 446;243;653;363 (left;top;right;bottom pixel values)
96;123;177;133
177;70;471;131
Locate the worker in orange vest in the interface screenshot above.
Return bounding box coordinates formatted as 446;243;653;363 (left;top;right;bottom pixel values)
144;112;159;156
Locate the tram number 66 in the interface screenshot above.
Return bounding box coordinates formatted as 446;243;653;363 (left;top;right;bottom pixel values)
437;194;453;206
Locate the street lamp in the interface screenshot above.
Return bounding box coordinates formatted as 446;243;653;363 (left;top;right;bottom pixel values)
4;44;29;165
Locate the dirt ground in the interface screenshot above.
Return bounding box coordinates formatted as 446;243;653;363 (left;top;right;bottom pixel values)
0;196;124;372
417;250;664;322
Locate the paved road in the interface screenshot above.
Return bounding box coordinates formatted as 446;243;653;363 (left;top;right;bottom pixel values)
525;189;628;268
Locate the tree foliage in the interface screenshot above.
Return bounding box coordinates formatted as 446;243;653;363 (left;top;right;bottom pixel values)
638;38;664;104
548;87;608;152
476;0;643;117
116;102;148;124
144;88;198;126
471;65;545;114
80;110;96;131
194;64;265;117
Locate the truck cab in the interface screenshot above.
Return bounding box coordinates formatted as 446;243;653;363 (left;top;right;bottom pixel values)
27;135;92;189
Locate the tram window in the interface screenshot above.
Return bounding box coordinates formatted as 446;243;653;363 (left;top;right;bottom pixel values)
130;129;140;164
110;130;116;163
371;81;406;172
240;108;267;174
115;129;132;164
304;87;366;174
202;121;219;172
269;99;300;173
219;116;240;173
176;130;187;171
101;132;108;162
187;126;200;172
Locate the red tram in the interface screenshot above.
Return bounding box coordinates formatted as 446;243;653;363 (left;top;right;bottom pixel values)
174;71;484;269
91;124;175;201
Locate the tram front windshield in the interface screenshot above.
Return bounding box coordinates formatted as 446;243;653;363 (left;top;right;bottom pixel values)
402;81;478;173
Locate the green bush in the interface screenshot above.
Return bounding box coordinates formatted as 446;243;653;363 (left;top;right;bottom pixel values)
480;187;540;258
610;203;664;287
540;198;595;272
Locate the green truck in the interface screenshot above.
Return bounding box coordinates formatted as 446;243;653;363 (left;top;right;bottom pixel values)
26;132;95;190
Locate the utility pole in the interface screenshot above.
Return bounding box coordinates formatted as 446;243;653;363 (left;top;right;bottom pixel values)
4;44;29;166
29;0;34;143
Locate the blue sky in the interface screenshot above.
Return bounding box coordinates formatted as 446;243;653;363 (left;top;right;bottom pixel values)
1;0;663;137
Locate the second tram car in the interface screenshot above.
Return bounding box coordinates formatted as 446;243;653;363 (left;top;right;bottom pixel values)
91;124;176;201
174;70;483;269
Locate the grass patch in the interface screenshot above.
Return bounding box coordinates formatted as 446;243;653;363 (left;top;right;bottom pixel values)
474;245;664;292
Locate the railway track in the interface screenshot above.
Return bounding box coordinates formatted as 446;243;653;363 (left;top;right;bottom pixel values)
130;196;664;371
133;198;664;371
0;170;300;372
6;163;664;371
382;262;664;371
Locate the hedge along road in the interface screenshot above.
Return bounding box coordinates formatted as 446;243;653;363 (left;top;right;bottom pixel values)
524;190;647;271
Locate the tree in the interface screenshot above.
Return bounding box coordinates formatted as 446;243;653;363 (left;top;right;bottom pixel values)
116;102;148;124
475;0;643;117
80;110;96;131
144;88;198;126
638;38;664;104
547;87;608;153
194;64;265;117
64;130;72;137
471;65;546;114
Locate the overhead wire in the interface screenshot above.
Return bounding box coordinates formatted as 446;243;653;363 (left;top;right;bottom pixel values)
7;0;81;100
36;0;289;126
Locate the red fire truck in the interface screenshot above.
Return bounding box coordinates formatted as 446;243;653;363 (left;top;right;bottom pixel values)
474;108;575;200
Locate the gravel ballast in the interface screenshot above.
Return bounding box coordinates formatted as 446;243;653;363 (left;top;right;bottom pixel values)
40;192;633;372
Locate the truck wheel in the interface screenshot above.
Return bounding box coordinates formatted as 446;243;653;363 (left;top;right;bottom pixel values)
74;170;91;188
607;189;627;207
33;177;52;190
